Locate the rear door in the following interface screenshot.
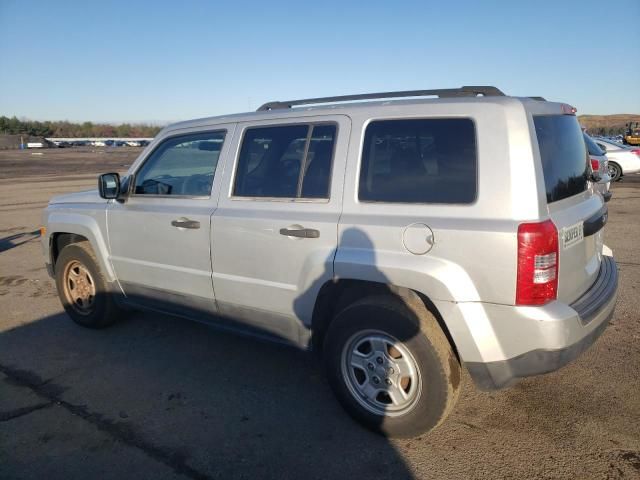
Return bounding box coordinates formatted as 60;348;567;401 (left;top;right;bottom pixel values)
211;116;350;346
533;114;605;303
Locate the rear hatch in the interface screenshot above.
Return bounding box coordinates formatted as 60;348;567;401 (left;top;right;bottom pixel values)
533;114;605;303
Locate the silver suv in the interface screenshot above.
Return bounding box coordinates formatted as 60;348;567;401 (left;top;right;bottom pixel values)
42;86;618;437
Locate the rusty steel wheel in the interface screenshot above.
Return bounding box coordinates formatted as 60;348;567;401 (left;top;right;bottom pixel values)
55;241;120;328
62;259;97;315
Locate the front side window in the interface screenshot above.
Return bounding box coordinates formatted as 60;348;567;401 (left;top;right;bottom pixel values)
359;118;477;204
134;131;225;196
233;124;336;199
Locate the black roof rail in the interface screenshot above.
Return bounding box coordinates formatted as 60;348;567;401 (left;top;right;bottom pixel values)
529;96;547;101
257;86;506;111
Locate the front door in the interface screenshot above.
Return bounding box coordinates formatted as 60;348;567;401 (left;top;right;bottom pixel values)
211;116;350;346
107;126;234;318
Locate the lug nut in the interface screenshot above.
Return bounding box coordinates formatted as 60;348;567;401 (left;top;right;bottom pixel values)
385;379;392;386
367;363;374;370
372;376;380;384
388;367;394;374
376;357;383;365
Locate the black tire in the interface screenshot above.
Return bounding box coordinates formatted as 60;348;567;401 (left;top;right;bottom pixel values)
324;293;460;437
608;162;622;182
55;241;121;328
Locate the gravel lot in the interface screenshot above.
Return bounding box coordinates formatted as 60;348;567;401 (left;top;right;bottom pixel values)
1;148;639;479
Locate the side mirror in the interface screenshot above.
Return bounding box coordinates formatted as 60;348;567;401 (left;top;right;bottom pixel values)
98;173;121;199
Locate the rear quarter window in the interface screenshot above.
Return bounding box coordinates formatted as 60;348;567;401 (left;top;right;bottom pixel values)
358;118;477;204
534;115;589;203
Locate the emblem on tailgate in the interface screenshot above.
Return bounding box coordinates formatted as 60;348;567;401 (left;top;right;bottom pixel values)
562;221;584;250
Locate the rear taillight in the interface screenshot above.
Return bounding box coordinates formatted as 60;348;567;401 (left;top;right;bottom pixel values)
631;149;640;156
590;158;599;171
516;220;559;306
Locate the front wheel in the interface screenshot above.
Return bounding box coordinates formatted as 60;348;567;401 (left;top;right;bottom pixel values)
324;294;460;437
608;162;622;182
55;241;121;328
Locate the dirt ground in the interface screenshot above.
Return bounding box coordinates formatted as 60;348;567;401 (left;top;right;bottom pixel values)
0;148;639;479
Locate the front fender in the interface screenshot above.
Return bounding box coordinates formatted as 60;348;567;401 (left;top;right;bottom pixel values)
44;208;116;282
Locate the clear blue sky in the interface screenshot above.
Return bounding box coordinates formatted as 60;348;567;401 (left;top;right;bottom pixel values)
1;0;638;124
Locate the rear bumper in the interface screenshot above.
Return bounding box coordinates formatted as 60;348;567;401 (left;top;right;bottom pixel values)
465;255;618;390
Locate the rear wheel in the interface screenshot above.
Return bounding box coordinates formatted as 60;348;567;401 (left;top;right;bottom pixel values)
55;242;121;328
608;162;622;182
324;294;460;437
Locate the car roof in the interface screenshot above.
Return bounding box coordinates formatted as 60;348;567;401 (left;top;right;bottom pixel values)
162;95;563;133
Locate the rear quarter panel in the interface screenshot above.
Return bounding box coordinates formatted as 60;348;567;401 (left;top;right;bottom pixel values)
337;98;542;306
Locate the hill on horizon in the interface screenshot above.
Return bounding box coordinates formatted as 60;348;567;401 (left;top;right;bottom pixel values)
578;114;640;135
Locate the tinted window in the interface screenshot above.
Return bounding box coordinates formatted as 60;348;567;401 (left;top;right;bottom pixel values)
358;118;477;204
134;131;225;196
234;124;336;199
534;116;589;203
301;125;335;198
584;133;605;156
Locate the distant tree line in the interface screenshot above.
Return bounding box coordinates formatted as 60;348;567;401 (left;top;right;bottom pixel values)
0;116;163;138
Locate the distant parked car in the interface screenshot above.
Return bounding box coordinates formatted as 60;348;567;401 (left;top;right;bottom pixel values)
584;133;611;201
125;141;141;147
595;138;640;181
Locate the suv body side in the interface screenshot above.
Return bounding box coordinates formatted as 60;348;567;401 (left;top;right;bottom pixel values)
42;95;617;391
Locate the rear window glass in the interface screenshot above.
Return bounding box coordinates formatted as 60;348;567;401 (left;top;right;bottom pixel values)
534;115;589;203
359;118;477;204
583;133;605;156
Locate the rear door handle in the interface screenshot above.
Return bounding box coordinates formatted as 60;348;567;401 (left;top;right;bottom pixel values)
279;227;320;238
171;219;200;229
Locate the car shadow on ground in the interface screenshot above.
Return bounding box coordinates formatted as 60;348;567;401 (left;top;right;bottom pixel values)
0;305;416;479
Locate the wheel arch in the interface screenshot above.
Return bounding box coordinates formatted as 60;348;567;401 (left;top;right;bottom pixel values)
310;278;460;361
608;160;623;178
46;212;116;281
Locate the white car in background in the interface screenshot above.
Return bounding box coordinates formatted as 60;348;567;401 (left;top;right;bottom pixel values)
594;138;640;181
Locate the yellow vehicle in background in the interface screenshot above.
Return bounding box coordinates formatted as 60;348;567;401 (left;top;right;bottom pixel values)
624;122;640;146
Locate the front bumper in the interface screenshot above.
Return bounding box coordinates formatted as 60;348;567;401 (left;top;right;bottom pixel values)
465;255;618;390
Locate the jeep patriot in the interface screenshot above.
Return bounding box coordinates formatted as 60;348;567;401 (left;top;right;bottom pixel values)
42;86;618;437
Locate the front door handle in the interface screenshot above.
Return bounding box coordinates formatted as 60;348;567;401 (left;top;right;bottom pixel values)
171;218;200;229
279;227;320;238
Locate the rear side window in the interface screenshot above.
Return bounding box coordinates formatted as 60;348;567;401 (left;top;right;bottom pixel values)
584;133;605;156
534;115;589;203
358;118;477;204
233;124;336;199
